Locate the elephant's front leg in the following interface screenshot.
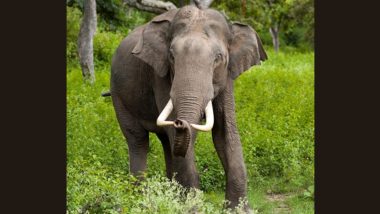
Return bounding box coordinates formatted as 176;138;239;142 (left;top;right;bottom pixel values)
212;80;249;210
112;95;149;179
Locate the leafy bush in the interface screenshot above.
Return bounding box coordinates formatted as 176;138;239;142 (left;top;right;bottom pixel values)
303;184;314;200
67;162;136;213
67;6;82;64
237;51;314;189
93;30;124;65
67;0;128;28
194;133;226;191
99;7;154;33
96;0;128;27
67;6;82;44
130;175;218;214
67;163;250;214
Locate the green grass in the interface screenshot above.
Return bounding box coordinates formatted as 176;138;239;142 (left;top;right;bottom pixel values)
285;196;314;214
67;48;314;213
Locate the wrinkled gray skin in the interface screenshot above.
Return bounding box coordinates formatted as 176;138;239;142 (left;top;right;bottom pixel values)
110;6;267;210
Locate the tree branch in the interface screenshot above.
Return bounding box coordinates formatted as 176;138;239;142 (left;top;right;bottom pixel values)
123;0;177;14
122;0;215;14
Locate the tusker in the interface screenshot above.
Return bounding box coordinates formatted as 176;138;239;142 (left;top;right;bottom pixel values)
107;5;267;211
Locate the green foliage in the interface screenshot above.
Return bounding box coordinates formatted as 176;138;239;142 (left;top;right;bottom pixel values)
67;0;128;27
254;0;314;49
66;6;82;65
67;6;82;44
303;184;314;200
130;175;219;214
236;51;314;188
285;194;314;214
67;156;248;213
93;30;124;65
96;0;128;27
67;162;137;213
212;0;314;49
96;6;155;33
67;0;314;50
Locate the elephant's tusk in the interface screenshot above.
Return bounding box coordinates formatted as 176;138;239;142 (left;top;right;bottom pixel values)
156;99;175;126
157;99;214;132
190;101;214;132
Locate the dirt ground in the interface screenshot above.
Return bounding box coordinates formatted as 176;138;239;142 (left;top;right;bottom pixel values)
265;193;294;214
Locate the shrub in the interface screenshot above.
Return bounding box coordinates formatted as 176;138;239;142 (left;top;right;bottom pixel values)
67;6;82;44
67;6;82;64
68;0;128;28
130;174;217;214
67;162;138;213
236;50;314;189
67;165;250;214
93;30;124;65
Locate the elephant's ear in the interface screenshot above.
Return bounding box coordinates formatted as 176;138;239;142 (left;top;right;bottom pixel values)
132;9;178;77
228;22;268;80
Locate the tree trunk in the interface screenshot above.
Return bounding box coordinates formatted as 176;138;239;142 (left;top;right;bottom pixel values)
269;24;280;52
78;0;97;83
242;0;246;17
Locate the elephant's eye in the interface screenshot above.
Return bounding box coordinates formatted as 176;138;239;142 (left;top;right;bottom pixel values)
215;53;223;63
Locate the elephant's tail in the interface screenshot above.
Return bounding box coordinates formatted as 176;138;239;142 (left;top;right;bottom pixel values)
101;91;111;97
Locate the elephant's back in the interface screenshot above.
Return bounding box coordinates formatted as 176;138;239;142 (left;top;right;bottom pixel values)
110;24;159;123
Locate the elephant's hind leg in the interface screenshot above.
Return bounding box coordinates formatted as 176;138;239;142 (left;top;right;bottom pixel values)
112;95;149;179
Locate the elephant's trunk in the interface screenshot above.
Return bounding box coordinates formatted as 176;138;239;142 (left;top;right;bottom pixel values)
173;119;192;157
172;95;202;157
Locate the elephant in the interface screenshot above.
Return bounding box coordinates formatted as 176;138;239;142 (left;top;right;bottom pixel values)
108;5;267;211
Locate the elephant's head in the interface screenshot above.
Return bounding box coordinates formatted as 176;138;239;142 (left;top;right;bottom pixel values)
132;6;267;157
